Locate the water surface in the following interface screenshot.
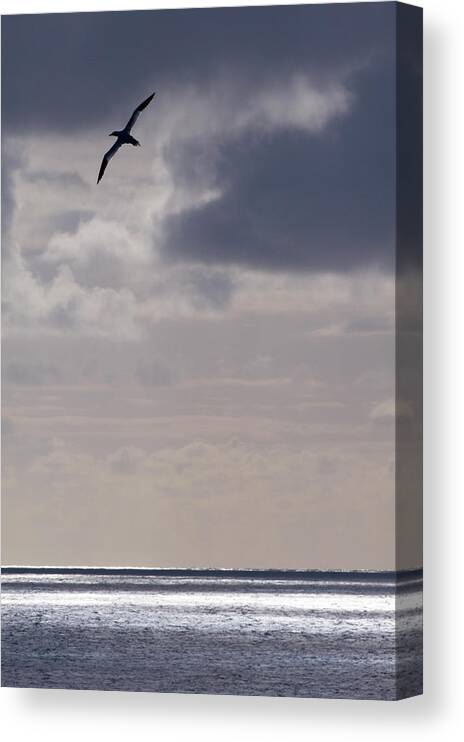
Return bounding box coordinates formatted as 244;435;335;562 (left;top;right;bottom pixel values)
1;568;422;699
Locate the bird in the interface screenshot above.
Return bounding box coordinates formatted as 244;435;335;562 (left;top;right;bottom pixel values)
97;92;156;184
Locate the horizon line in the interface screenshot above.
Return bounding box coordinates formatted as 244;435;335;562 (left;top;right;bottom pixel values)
1;564;423;573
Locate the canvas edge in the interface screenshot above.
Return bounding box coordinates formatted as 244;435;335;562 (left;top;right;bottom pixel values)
394;0;423;701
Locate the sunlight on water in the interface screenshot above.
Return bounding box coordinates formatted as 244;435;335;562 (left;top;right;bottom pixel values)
1;569;422;699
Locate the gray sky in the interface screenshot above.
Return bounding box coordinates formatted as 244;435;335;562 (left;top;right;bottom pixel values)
1;3;416;569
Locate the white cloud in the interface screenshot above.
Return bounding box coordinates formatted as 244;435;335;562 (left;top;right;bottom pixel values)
155;75;352;145
44;217;151;269
3;253;141;340
370;398;414;421
370;398;395;420
235;77;351;134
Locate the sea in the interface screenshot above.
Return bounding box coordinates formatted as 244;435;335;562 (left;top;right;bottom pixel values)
1;567;422;700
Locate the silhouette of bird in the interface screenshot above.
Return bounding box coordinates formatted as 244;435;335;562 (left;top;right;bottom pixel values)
97;92;155;184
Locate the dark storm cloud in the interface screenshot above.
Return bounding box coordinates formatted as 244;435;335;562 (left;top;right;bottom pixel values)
2;3;399;274
162;58;395;272
2;3;394;132
396;3;423;275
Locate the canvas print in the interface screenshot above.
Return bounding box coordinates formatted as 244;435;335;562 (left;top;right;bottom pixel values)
1;2;423;700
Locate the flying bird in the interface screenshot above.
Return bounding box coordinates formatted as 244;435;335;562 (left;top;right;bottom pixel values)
97;92;156;184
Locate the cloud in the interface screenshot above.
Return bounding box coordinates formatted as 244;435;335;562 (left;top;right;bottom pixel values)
52;209;95;235
1;10;397;339
1;143;24;260
3;360;61;386
181;268;235;311
370;398;414;422
370;398;395;421
236;77;350;134
108;446;146;475
3;255;141;340
232;269;394;323
136;359;176;387
154;75;352;149
42;216;152;290
161;58;395;273
26;170;86;188
3;435;395;568
2;121;396;336
2;3;397;280
2;4;394;133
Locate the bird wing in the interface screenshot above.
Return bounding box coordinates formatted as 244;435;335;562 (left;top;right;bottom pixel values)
97;140;123;184
124;92;156;132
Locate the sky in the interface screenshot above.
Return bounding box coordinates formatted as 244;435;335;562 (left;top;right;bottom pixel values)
1;3;420;569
